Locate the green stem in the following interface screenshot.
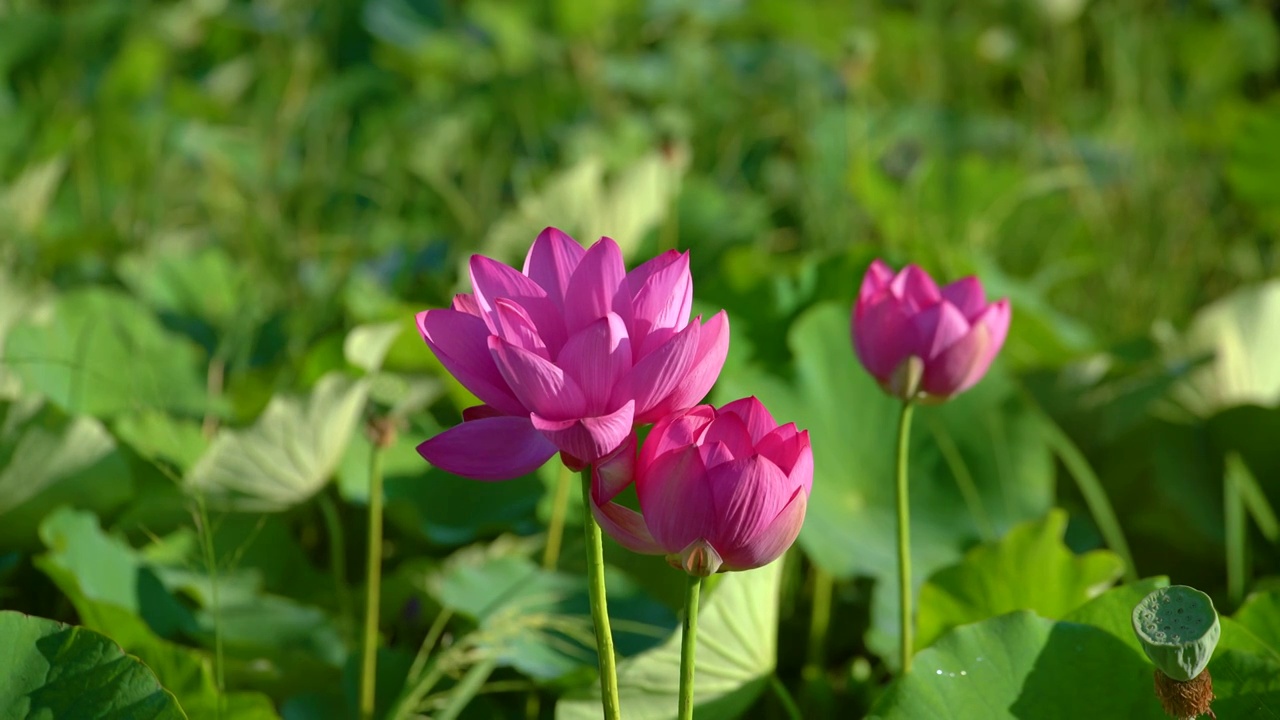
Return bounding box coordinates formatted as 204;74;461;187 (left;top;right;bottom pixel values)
1039;417;1138;583
1225;453;1247;608
804;566;833;675
542;463;573;570
678;574;703;720
359;444;386;720
769;675;803;720
194;494;225;717
895;401;915;673
581;467;622;720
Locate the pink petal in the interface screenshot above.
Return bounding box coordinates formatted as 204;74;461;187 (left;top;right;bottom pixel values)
637;445;713;554
523;227;586;307
626;249;683;291
889;264;941;312
639;406;715;470
469;255;566;350
629;250;692;339
719;487;807;571
788;434;813;495
563;237;632;336
975;298;1011;364
493;299;548;358
417;309;525;416
718;396;777;443
940;276;988;320
705;455;791;555
590;497;663;554
470;255;545;314
593;432;637;502
637;325;678;359
557;313;633;414
417;416;557;481
911;301;972;360
452;293;481;316
645;311;729;419
857;259;896;309
929;299;1009;397
626;321;700;423
489;336;587;419
530;400;635;465
697;411;754;469
756;423;809;478
919;324;989;397
852;297;916;382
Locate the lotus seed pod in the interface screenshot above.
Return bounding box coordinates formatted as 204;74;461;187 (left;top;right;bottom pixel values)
1131;585;1220;682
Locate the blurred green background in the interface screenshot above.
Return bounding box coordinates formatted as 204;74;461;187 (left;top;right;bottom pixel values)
2;0;1280;718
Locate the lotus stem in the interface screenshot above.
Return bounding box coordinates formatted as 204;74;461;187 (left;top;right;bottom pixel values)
895;400;916;673
581;466;622;720
678;574;703;720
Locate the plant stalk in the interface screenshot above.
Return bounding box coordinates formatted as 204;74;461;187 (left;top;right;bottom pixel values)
895;401;916;673
581;466;622;720
678;574;703;720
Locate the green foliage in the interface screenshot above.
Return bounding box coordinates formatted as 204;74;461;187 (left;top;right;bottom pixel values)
870;583;1280;719
557;562;781;720
915;510;1124;651
0;398;132;548
0;610;187;720
2;0;1280;716
5;289;212;419
186;374;369;512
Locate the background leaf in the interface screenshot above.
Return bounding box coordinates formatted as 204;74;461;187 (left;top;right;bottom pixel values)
0;398;132;548
557;561;782;720
0;610;187;720
915;510;1125;650
185;373;368;511
5;289;212;419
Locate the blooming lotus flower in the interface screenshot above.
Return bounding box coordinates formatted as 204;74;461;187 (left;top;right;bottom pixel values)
590;397;813;576
417;227;730;479
852;260;1010;402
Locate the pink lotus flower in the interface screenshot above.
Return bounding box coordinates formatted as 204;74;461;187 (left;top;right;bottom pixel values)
852;260;1010;402
590;397;812;576
417;227;730;479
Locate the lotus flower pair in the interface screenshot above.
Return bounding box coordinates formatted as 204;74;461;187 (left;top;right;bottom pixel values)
415;228;811;574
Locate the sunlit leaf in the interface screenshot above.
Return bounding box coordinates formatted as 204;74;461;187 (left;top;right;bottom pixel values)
867;611;1166;719
0;610;186;720
915;510;1125;650
186;373;369;511
1172;280;1280;415
484;152;686;264
5;288;211;418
